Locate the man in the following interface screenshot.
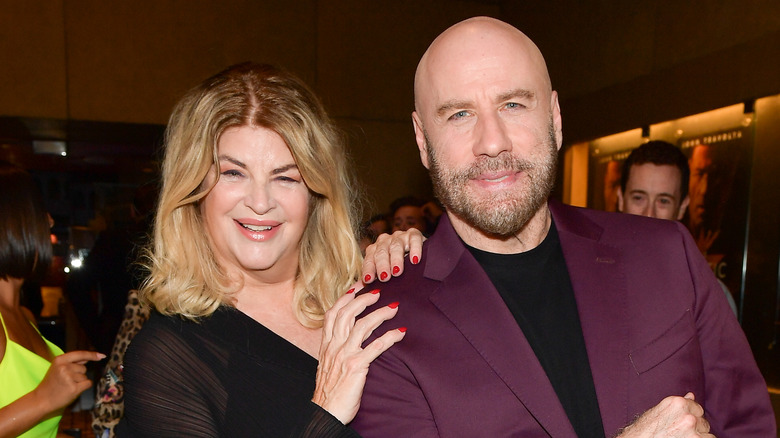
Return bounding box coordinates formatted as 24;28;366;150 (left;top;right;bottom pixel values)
390;196;429;234
617;141;690;221
351;17;775;437
617;141;738;316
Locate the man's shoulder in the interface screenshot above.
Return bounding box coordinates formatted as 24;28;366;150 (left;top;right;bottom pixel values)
551;201;686;242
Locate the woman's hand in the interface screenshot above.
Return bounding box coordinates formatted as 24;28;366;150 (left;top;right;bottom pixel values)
33;350;105;413
362;229;425;283
313;286;406;424
0;350;104;438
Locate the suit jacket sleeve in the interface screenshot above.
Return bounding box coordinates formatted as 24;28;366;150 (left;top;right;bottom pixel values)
351;347;440;437
676;221;775;436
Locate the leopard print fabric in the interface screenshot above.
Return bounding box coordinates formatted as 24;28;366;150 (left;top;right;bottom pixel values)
91;290;150;437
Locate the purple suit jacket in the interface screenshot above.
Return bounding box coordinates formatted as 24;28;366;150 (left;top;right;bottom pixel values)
351;201;775;437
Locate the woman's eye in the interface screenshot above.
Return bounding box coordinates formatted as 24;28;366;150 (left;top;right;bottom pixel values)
276;174;301;183
221;169;243;177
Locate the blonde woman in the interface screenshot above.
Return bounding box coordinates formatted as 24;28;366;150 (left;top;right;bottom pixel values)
118;63;411;437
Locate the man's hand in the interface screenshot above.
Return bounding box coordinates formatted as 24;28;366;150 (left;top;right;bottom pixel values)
617;393;714;438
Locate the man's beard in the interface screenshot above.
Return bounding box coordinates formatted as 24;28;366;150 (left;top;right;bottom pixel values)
426;119;558;237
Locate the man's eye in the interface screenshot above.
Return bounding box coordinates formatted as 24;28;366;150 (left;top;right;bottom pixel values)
505;102;524;109
450;110;469;120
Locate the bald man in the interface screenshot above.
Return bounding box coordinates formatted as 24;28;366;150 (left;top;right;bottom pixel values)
351;17;774;437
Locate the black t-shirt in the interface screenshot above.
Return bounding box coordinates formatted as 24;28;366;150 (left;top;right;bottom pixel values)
467;221;605;438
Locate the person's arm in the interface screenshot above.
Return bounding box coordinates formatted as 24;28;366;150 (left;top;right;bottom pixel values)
675;221;775;435
362;229;425;283
349;342;440;437
615;393;713;438
120;319;220;437
0;350;104;438
313;288;405;424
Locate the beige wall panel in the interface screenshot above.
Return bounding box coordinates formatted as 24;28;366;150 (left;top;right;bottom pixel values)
0;1;68;118
316;0;499;122
63;0;317;124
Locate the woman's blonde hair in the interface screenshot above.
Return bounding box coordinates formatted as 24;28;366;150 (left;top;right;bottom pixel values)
142;63;362;327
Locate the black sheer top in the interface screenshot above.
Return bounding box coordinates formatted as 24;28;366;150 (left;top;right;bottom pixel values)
117;307;359;437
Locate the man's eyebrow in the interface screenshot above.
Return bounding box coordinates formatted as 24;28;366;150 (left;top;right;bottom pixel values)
436;100;472;118
435;89;537;117
497;88;535;102
218;154;246;169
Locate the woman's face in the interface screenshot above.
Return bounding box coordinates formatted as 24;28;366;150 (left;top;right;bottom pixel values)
200;126;311;281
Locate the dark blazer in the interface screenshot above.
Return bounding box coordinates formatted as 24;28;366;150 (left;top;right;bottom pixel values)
351;201;775;437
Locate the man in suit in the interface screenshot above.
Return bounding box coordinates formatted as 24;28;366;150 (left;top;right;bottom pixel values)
351;17;775;437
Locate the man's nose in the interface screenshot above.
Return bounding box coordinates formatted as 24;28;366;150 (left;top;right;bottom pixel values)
473;113;511;157
647;205;658;219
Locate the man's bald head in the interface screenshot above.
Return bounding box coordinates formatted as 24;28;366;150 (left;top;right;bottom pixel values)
414;17;552;116
409;17;562;252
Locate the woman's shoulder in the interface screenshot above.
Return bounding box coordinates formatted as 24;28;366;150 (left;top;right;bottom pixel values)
126;312;201;359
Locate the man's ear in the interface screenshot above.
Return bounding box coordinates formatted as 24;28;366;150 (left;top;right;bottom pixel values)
551;91;563;151
617;187;625;213
412;111;430;169
677;195;690;221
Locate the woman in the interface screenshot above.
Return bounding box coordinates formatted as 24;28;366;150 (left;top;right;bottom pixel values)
119;63;408;437
0;160;104;438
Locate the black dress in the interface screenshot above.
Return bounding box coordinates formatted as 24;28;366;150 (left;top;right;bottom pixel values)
117;307;360;437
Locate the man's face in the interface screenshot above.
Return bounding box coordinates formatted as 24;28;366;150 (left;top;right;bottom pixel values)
392;205;427;233
425;122;558;236
688;145;714;229
618;163;689;221
412;21;562;237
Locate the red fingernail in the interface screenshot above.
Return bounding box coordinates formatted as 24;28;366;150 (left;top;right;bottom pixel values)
380;272;388;280
346;288;355;294
388;302;399;309
398;327;407;333
412;255;419;264
364;274;371;283
392;266;400;275
370;289;380;294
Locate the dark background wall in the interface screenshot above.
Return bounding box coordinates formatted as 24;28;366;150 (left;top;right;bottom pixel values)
2;0;779;389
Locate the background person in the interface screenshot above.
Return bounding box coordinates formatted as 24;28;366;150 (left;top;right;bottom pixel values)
389;195;428;234
118;63;405;437
617;140;690;221
0;160;104;438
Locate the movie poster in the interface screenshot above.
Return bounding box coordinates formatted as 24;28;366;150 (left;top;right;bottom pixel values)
679;127;753;304
588;148;633;213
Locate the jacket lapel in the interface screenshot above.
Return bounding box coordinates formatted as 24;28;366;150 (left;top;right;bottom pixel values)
424;214;577;436
550;201;630;434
